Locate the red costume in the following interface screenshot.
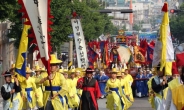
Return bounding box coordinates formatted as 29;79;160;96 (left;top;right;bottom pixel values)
77;77;101;110
181;107;184;110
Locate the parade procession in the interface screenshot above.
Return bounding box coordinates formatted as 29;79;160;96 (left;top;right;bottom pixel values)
1;0;184;110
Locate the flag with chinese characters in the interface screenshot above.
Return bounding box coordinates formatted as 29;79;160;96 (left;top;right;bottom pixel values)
18;0;52;75
71;19;88;69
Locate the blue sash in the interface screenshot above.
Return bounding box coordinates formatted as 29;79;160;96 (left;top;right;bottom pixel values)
77;94;81;99
45;86;61;91
110;88;124;109
121;86;125;94
121;86;131;102
45;86;64;106
58;95;64;106
25;88;33;102
64;95;68;104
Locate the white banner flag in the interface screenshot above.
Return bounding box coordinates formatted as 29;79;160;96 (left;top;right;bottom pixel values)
166;25;174;61
71;19;88;69
22;0;49;60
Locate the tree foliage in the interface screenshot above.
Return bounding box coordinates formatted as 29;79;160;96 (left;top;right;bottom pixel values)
170;3;184;43
0;0;117;52
133;24;141;31
0;0;20;21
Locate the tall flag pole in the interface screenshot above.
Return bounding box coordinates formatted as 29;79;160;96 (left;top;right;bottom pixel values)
160;2;174;75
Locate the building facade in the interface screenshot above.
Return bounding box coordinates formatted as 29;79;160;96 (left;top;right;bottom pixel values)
0;21;17;87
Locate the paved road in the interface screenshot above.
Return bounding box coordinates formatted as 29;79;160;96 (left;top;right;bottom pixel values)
98;97;153;110
0;97;153;110
0;99;2;109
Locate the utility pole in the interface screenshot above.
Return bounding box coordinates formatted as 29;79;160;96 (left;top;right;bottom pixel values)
69;38;73;65
129;0;133;31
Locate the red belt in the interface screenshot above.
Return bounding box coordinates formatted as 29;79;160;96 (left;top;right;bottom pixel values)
83;87;97;110
182;107;184;110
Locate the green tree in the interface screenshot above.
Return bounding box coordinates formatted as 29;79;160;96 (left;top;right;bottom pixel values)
121;25;128;31
0;0;20;21
170;3;184;43
50;0;72;52
133;24;141;31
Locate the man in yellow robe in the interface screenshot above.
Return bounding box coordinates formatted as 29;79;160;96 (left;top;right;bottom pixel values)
147;68;157;109
68;69;80;110
105;68;124;110
21;67;37;109
117;71;132;110
34;65;44;110
124;69;133;86
124;69;134;102
62;69;71;110
40;54;68;110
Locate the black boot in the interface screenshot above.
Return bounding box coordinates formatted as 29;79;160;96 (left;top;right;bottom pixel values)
39;106;44;110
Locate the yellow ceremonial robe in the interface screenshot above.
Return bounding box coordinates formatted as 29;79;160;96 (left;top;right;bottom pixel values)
67;78;80;108
125;74;133;85
21;77;37;109
119;79;132;110
124;74;134;102
64;79;71;110
34;75;43;108
172;85;184;110
147;76;155;109
165;78;182;110
41;72;68;110
105;79;123;110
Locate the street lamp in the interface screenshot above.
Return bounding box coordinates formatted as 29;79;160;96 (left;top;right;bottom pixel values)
170;9;183;14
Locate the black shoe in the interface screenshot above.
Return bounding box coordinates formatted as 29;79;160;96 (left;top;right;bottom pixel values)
39;107;44;110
